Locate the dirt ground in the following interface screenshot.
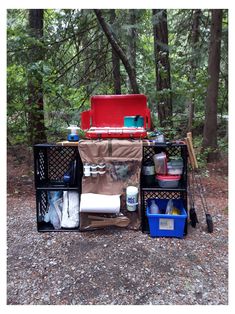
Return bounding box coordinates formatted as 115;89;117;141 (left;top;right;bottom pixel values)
7;146;228;305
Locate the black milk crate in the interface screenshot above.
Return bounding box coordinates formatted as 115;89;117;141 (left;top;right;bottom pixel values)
142;143;188;185
36;188;80;232
141;189;188;234
143;143;188;162
34;144;82;188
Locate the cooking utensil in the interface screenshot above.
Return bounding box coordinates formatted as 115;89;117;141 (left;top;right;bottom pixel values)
88;215;130;228
188;170;199;228
194;173;213;233
185;132;213;233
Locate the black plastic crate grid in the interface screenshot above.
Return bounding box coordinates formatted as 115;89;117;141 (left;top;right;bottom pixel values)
48;147;77;182
142;190;187;211
37;190;48;221
38;150;46;181
35;146;77;185
143;146;182;163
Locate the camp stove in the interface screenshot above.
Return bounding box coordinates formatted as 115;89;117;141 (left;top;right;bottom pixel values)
80;94;151;139
86;127;147;139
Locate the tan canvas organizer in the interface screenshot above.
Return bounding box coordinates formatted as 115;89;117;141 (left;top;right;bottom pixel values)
78;139;143;230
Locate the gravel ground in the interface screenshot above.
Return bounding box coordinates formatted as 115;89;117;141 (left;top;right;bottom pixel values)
7;193;228;305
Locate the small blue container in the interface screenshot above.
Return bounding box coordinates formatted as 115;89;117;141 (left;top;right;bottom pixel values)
67;134;79;142
124;115;144;127
146;199;187;238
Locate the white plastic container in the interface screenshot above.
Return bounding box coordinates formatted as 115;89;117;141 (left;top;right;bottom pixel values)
97;163;106;170
97;163;106;175
154;134;165;143
98;170;106;175
169;158;183;167
90;164;98;177
126;186;138;211
83;163;91;177
150;200;160;214
167;162;183;175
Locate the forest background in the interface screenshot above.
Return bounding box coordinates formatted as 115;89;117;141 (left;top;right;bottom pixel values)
6;8;228;163
1;1;232;308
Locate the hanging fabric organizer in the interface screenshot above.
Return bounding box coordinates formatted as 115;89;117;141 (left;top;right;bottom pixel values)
78;139;143;231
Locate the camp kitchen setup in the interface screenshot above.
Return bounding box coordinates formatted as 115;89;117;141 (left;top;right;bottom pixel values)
34;94;213;238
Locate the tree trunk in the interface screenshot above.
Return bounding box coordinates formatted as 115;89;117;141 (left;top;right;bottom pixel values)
110;9;121;94
127;9;137;74
152;9;172;127
187;9;201;132
202;9;223;158
94;9;139;94
28;9;46;144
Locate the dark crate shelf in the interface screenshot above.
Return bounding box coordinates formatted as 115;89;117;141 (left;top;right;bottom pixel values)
141;143;188;235
143;143;188;163
36;186;80;191
141;179;187;191
34;144;83;188
36;189;80;232
37;221;79;232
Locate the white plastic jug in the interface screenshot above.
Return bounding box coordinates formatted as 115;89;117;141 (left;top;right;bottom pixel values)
126;186;138;211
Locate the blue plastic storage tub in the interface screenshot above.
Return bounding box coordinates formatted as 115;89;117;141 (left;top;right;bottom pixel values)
146;199;187;238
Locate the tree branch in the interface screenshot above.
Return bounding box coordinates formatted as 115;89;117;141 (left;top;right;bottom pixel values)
94;9;139;94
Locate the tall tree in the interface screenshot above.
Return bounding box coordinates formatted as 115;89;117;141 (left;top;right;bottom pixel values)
187;9;201;132
152;9;172;127
127;9;137;74
110;9;121;94
202;9;223;158
94;9;139;94
27;9;46;144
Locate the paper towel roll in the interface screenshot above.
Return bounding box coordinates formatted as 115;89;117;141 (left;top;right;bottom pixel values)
80;193;120;213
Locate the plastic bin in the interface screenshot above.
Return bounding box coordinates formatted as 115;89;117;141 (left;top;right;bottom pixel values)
146;199;187;238
167;162;183;175
156;175;181;188
169;157;183;167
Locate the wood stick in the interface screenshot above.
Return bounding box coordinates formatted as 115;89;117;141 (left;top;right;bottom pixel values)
187;135;198;169
187;132;192;142
90;217;130;228
185;137;195;169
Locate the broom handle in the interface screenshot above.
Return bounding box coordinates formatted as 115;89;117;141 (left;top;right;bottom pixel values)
185;137;195;169
187;132;198;169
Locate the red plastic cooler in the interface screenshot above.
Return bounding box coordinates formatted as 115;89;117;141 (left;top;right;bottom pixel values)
81;94;151;139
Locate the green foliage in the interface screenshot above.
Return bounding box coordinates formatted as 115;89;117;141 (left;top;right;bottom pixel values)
7;9;228;148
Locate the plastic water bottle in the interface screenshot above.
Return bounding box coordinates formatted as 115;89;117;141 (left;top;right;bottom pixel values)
150;200;160;214
165;199;173;215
